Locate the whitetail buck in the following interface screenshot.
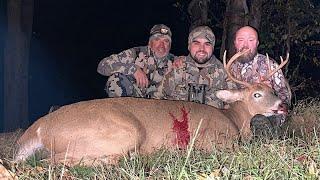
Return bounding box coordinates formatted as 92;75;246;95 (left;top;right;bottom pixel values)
15;51;288;166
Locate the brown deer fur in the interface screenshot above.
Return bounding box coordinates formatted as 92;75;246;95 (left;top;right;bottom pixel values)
15;83;283;165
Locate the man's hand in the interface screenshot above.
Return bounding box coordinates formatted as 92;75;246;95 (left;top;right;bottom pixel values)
134;68;149;88
172;56;185;69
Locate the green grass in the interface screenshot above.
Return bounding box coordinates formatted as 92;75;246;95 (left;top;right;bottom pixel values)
1;98;319;179
7;138;320;179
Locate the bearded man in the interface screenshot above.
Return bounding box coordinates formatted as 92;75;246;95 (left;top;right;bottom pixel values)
154;26;235;108
230;26;291;133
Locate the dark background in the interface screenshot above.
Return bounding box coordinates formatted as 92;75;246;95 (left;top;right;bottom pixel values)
1;0;190;130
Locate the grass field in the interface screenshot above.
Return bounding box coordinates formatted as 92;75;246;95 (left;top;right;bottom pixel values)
0;98;319;179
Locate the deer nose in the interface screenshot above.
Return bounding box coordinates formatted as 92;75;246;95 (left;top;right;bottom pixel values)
278;103;288;114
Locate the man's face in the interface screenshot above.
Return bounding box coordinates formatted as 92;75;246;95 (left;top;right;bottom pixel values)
234;27;259;63
149;36;171;59
189;37;213;64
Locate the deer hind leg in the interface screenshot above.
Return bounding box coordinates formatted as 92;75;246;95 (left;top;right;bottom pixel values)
98;110;147;158
49;129;141;166
50;153;122;166
50;113;146;165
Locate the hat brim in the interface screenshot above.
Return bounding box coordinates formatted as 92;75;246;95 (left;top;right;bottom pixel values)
149;34;172;42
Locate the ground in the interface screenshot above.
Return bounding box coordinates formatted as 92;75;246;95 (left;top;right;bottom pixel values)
0;129;23;160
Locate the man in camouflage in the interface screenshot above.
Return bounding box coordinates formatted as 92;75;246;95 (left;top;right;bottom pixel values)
154;26;235;108
230;26;291;132
97;24;174;98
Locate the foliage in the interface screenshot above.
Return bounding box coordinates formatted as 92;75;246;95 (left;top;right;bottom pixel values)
259;0;320;72
259;0;320;101
286;98;320;138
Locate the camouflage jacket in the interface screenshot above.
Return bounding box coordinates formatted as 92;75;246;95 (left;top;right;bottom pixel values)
97;46;175;96
230;53;291;105
154;55;236;108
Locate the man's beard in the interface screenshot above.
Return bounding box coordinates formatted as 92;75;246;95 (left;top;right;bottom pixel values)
153;51;168;59
237;48;257;63
192;51;211;64
152;47;169;59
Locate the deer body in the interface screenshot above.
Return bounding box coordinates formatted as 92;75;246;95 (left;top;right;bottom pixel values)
15;51;287;165
16;98;237;164
15;84;283;165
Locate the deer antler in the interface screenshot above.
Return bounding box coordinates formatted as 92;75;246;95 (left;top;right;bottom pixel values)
265;53;289;79
223;50;251;87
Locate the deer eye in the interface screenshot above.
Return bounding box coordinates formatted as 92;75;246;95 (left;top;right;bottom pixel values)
253;93;262;98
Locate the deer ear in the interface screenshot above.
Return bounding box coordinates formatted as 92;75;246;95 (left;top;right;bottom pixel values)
216;90;243;103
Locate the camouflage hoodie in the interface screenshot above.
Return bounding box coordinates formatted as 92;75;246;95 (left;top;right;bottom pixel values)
154;54;236;108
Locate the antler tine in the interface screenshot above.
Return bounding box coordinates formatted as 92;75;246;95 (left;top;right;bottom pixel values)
266;53;289;79
266;53;271;74
223;50;251;87
223;50;227;69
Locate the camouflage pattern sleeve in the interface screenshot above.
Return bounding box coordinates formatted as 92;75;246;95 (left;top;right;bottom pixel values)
152;69;175;100
149;56;174;84
224;71;238;90
229;62;245;89
269;61;291;105
152;73;167;99
204;62;231;108
97;48;138;76
153;57;188;100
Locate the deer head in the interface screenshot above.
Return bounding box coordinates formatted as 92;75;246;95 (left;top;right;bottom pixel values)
218;50;287;117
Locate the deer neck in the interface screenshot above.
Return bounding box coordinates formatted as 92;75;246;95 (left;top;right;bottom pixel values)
225;101;253;138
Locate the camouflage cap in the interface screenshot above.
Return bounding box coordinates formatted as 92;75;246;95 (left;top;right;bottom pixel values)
188;26;215;45
149;24;172;42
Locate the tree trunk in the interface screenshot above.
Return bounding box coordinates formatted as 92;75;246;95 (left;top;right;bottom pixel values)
284;1;292;78
0;1;6;133
248;0;262;30
4;0;33;132
188;0;210;31
220;0;262;59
